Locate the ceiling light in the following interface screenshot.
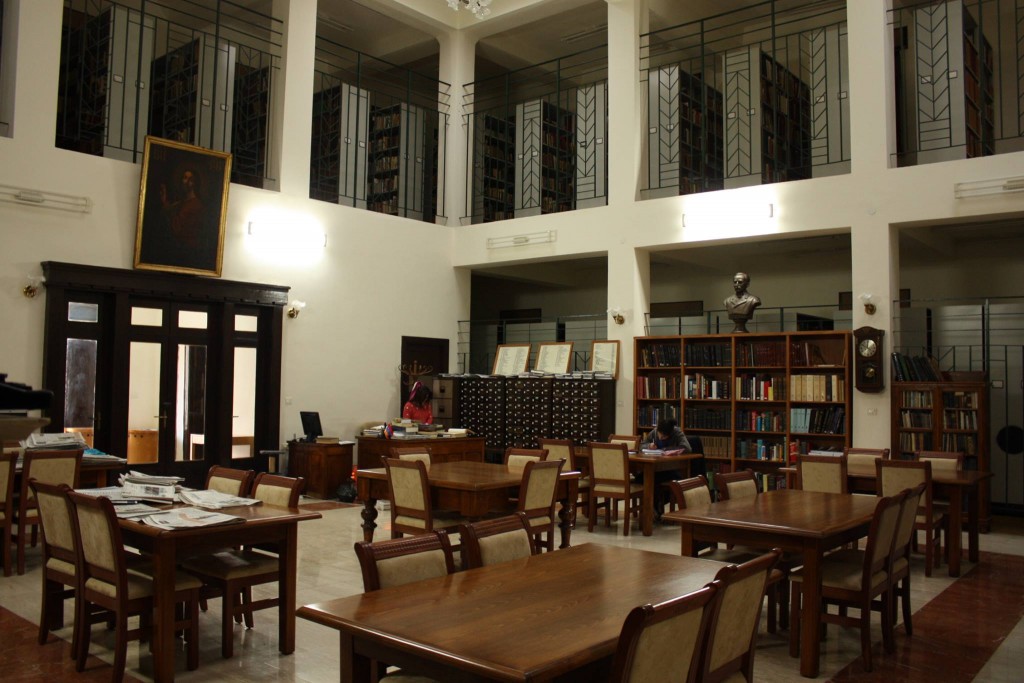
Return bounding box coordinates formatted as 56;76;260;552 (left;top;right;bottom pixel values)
486;230;556;249
954;176;1024;198
446;0;493;19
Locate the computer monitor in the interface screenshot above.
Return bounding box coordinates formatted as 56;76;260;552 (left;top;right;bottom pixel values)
299;411;323;442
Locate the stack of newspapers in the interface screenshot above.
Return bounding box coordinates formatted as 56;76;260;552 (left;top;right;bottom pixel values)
142;508;245;529
118;471;184;502
178;489;260;510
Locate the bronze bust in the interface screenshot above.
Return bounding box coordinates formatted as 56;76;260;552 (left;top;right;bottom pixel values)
724;272;761;333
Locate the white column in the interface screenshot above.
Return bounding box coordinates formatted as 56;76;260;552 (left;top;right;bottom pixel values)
437;30;475;225
9;0;63;146
271;0;316;196
606;0;647;206
846;0;894;173
608;246;651;434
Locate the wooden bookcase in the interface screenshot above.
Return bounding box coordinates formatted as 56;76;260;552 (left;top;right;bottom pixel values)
890;380;989;527
231;62;271;188
477;113;515;223
367;103;402;215
679;70;724;194
634;331;852;482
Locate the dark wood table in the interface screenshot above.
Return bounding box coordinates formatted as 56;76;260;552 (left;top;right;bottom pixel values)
780;463;992;577
298;543;726;683
356;461;579;547
119;504;321;683
664;489;878;678
574;450;703;536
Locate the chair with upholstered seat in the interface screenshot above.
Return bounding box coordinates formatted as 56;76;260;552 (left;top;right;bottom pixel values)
608;434;640;451
587;442;643;536
30;480;84;654
663;435;704;513
789;492;904;672
608;583;719;683
915;450;964;476
382;457;468;539
390;446;432;466
205;465;255;497
14;449;83;575
715;468;759;501
0;452;15;576
797;453;849;494
878;459;943;576
182;473;304;659
515;459;564;551
888;482;927;636
844;447;890;471
460;513;536;569
67;490;201;681
700;549;782;682
503;447;548;472
355;530;457;591
537;437;583;523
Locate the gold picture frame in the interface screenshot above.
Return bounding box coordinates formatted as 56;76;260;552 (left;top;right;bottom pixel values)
590;340;620;378
492;344;531;376
134;136;232;277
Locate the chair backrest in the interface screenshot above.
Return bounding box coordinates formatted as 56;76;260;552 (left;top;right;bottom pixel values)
21;449;83;503
701;549;782;682
915;450;964;476
390;446;432;466
687;435;704;455
460;513;536;569
891;482;927;566
66;490;127;594
861;492;905;589
205;465;255;497
797;453;849;494
609;434;640;451
877;459;934;521
587;442;631;492
844;447;890;470
536;438;576;471
504;447;548;472
516;458;564;520
354;530;455;591
251;473;304;507
29;480;78;570
715;469;759;501
668;475;714;510
608;583;719;683
0;451;15;510
382;456;433;528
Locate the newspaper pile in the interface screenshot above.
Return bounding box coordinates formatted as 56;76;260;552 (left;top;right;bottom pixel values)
142;507;244;529
178;489;260;510
118;470;185;502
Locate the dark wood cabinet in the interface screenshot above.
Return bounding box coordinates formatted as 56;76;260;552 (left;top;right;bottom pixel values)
355;436;485;469
288;441;353;499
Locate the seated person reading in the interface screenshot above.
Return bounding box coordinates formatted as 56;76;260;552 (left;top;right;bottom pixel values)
402;381;433;424
635;419;691;485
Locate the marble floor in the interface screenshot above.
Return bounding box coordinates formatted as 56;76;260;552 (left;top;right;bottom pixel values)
2;503;1023;682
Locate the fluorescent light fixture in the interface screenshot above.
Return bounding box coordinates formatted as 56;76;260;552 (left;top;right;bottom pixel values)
682;203;774;227
486;230;556;249
248;221;327;249
0;183;92;213
954;176;1024;198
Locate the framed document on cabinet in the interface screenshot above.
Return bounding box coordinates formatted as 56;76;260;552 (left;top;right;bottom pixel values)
535;342;573;374
492;344;531;376
590;340;620;378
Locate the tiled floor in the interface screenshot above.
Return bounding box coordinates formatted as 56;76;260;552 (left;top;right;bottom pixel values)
2;504;1023;682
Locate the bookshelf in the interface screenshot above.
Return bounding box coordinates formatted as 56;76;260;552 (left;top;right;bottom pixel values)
310;84;343;202
515;99;575;217
231;63;271;188
476;113;515;223
634;331;852;480
890;380;989;529
367;103;402;215
679;70;724;194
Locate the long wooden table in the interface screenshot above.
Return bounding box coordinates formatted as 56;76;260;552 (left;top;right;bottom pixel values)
298;543;726;683
573;450;703;536
781;463;992;577
119;504;321;683
664;489;878;678
356;461;579;547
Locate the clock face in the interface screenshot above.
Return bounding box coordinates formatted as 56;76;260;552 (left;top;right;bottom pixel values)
858;339;877;358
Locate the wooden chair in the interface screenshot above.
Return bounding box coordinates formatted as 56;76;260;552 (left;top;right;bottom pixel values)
460;513;536;569
915;449;964;476
503;447;548;471
67;490;201;681
663;435;703;513
14;449;83;575
844;447;890;470
715;468;759;501
608;434;640;451
586;442;643;536
888;482;927;636
390;446;432;466
797;453;849;493
182;473;304;659
537;437;584;523
877;459;944;576
608;583;719;683
30;480;82;654
355;530;457;591
205;465;255;496
0;452;15;576
788;493;905;672
700;549;782;683
382;457;468;538
516;459;564;551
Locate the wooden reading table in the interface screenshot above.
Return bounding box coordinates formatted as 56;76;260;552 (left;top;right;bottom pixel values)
298;543;726;683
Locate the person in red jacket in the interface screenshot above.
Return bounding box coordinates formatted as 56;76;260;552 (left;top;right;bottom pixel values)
402;381;433;424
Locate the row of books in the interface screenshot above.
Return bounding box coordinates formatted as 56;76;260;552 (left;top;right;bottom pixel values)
789;406;846;435
899;410;934;428
635;375;681;399
790;374;845;402
735;341;785;366
637;404;680;428
736;409;785;433
943;408;978;429
891;352;942;382
684;406;731;430
736;438;787;461
638;344;681;368
790;340;847;368
942;433;978;456
699;435;731;458
684;342;731;367
900;390;934;408
943;391;980;409
898;432;932;452
734;374;783;401
685;374;732;400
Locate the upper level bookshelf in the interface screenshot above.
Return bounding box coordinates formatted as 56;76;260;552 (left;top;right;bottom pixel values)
634;331;851;470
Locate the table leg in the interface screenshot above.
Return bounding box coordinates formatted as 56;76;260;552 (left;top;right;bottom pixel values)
279;524;298;654
967;486;980;563
557;479;577;549
947;487;964;577
360;497;378;543
151;541;177;683
680;525;695;557
641;463;655;536
799;546;822;678
340;632;371;683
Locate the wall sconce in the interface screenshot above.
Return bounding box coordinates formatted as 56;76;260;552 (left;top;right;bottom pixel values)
486;230;556;249
682;203;774;227
954;176;1024;198
859;293;876;315
23;275;44;298
248;221;327;248
287;300;306;319
0;183;93;213
608;308;625;325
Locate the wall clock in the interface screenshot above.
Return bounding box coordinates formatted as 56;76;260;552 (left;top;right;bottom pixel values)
853;326;885;393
